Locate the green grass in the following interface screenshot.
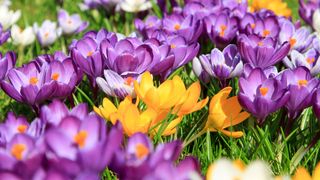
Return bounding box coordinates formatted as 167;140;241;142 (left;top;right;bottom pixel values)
2;0;320;178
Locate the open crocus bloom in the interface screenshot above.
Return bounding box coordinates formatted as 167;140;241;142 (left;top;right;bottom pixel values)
33;20;62;47
204;87;250;138
11;25;35;47
0;6;21;30
206;158;273;180
292;162;320;180
120;0;152;13
58;9;88;35
0;51;16;81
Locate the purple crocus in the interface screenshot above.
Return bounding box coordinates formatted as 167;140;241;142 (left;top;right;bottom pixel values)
237;34;290;69
298;0;320;26
100;37;160;78
0;51;16;81
204;13;238;48
71;36;104;86
280;67;319;120
278;20;314;52
162;14;203;43
135;15;162;39
238;68;289;124
283;49;320;76
192;57;211;83
33;20;62;47
313;88;320;120
1;57;80;108
110;133;201;179
242;15;280;39
199;44;243;85
58;9;88;35
0;24;10;45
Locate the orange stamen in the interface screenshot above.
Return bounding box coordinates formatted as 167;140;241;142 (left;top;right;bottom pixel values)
259;87;268;96
289;38;296;47
87;51;94;57
51;73;60;81
17;125;27;133
135;143;149;159
125;77;134;86
11;144;26;160
219;25;227;37
306;57;315;64
74;130;88;148
298;79;308;87
262;29;270;37
174;24;181;30
250;23;256;29
29;77;38;85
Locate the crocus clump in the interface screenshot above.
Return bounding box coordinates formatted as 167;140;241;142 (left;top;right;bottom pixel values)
0;100;123;179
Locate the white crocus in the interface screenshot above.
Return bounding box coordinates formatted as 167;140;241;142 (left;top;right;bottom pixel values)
120;0;152;13
33;20;62;47
313;9;320;35
11;25;35;46
0;0;11;6
206;159;273;180
0;6;21;30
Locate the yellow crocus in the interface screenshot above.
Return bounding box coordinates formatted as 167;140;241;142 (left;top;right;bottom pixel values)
292;162;320;180
94;96;183;136
134;71;186;111
250;0;291;17
204;87;250;138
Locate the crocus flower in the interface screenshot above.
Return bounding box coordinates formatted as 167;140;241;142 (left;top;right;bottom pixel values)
33;20;62;47
244;15;280;39
292;162;320;180
96;70;138;99
120;0;152;13
100;37;160;78
11;25;35;47
192;57;210;83
0;112;29;144
283;49;320;76
202;87;250;138
204;13;238;48
250;0;291;17
313;9;320;35
0;51;16;81
134;15;163;39
71;36;104;85
0;24;10;45
280;67;319;120
237;34;290;69
0;6;21;30
162;14;203;43
278;20;314;52
313;89;320;120
199;44;243;86
58;9;88;35
110;133;201;179
1;58;80;107
238;68;289;124
299;0;319;26
206;159;273;180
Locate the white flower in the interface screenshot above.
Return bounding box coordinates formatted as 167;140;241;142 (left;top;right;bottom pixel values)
206;159;273;180
33;20;62;47
313;9;320;34
120;0;152;13
0;0;11;6
11;25;35;46
0;6;21;30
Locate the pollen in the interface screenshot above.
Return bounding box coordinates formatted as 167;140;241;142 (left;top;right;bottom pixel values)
87;51;94;57
259;87;269;96
74;130;88;148
306;57;315;64
51;73;60;81
219;25;227;37
17;125;27;133
29;77;38;85
135;143;149;159
125;77;134;86
262;29;270;37
170;44;176;49
289;38;296;47
11;144;26;160
298;79;308;87
174;24;181;30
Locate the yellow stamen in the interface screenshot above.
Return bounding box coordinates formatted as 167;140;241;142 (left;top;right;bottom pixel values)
259;87;268;96
170;44;176;49
51;73;60;81
11;144;26;160
250;23;256;29
298;79;308;87
262;29;270;37
17;125;27;133
87;51;94;57
219;25;227;37
306;57;315;64
174;24;181;30
29;77;38;85
74;130;88;148
44;32;49;38
257;41;263;46
135;143;149;159
289;38;296;47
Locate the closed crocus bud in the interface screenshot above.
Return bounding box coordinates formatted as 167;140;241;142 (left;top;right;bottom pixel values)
192;57;210;84
57;9;88;35
0;6;21;30
120;0;152;13
33;20;62;47
11;25;35;47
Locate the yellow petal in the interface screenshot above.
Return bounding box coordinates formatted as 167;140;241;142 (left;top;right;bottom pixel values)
134;71;153;99
93;106;103;117
292;167;312;180
158;80;175;108
223;111;250;129
312;162;320;180
100;98;117;119
220;129;244;138
221;96;242;118
209;87;232;114
123;104;142;136
144;87;160;110
161;117;183;136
